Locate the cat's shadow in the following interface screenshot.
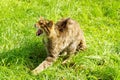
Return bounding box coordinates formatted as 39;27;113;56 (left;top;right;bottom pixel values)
0;42;47;70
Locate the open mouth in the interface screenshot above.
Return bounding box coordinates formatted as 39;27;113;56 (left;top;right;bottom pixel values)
36;29;43;36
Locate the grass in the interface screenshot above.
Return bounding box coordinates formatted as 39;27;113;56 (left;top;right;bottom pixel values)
0;0;120;80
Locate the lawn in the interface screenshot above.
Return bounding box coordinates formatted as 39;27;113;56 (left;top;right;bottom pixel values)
0;0;120;80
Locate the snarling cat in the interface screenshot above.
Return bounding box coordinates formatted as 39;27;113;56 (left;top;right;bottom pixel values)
33;17;86;75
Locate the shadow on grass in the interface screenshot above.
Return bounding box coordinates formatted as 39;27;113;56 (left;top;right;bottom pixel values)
0;41;47;70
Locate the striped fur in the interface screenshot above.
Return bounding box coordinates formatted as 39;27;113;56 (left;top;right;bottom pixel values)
32;17;86;75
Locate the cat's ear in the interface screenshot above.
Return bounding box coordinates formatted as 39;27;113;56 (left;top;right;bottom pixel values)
47;21;53;27
40;16;44;20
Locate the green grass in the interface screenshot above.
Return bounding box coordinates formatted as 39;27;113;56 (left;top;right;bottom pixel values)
0;0;120;80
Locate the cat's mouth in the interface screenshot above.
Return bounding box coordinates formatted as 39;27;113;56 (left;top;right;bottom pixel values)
36;29;43;36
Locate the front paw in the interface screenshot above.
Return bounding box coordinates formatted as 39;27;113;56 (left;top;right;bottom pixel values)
31;69;39;75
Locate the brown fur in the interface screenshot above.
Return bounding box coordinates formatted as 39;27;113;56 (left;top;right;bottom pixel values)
32;17;86;75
